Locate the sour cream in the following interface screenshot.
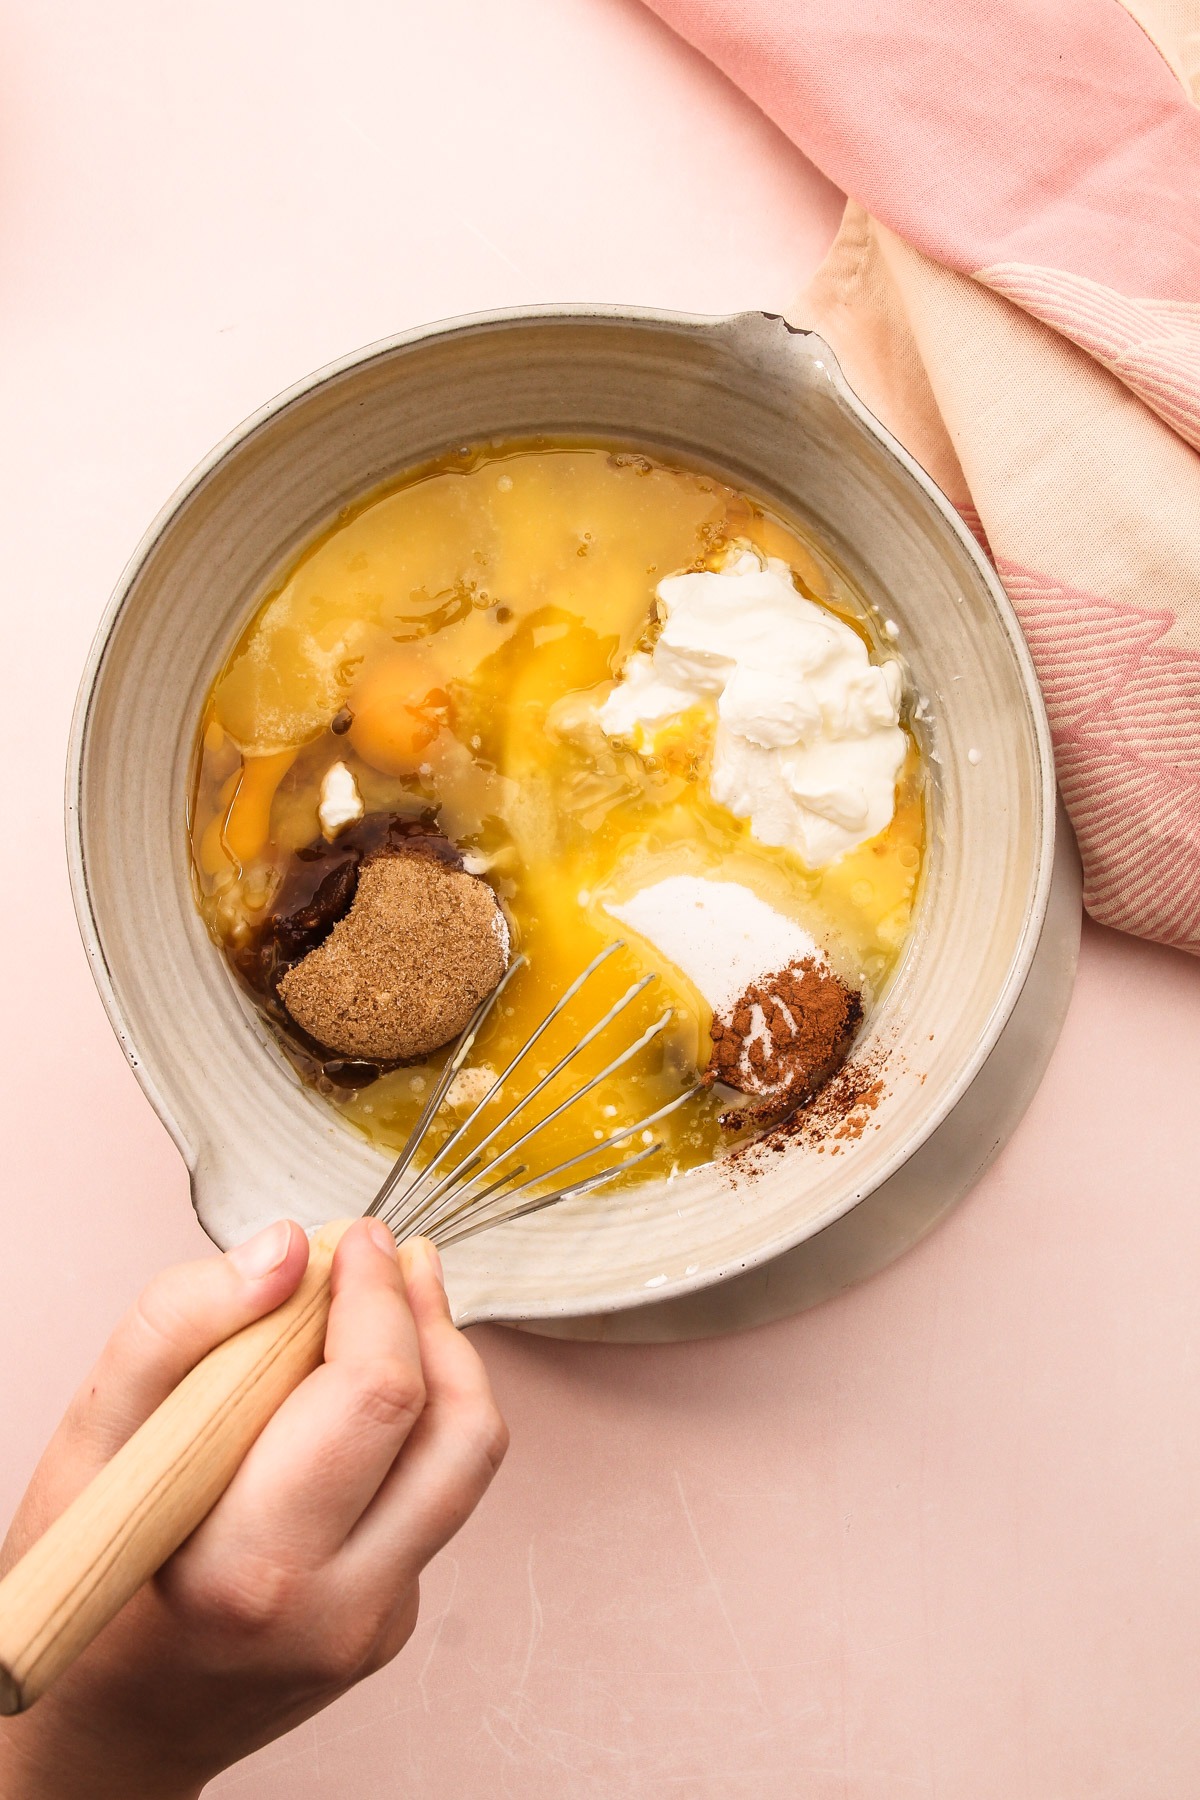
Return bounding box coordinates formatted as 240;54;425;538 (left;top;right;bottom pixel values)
598;549;905;867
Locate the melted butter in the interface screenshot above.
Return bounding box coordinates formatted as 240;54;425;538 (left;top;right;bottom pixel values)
190;441;926;1184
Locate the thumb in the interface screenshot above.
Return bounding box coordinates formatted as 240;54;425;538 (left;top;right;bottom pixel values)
52;1221;309;1492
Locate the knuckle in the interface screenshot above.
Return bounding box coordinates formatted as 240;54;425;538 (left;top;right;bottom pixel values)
132;1268;205;1359
463;1395;509;1475
187;1555;302;1639
361;1588;421;1676
306;1620;380;1688
306;1585;416;1686
345;1357;426;1434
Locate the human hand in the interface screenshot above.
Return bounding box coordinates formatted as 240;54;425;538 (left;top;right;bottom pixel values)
0;1218;507;1800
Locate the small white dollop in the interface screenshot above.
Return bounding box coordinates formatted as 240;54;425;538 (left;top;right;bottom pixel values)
318;760;364;838
598;548;905;867
967;746;982;765
445;1065;497;1110
607;873;824;1012
884;618;900;640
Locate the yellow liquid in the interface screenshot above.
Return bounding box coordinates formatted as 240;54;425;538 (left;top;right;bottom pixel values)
190;441;925;1185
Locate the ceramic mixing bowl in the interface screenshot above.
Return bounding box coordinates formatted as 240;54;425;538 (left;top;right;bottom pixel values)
67;307;1060;1332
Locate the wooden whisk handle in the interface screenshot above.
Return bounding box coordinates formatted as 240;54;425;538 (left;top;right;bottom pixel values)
0;1218;357;1714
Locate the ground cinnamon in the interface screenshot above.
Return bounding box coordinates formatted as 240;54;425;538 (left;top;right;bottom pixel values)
704;957;862;1129
723;1040;891;1185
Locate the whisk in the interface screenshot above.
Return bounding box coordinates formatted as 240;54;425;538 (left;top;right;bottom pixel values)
369;942;698;1249
0;947;699;1714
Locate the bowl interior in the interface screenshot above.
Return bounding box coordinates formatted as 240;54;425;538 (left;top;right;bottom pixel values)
70;309;1053;1322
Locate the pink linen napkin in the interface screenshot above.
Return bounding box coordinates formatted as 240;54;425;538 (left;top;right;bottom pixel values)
641;0;1200;955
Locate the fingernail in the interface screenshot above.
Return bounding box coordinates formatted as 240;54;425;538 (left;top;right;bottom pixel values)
419;1238;444;1285
229;1219;292;1280
366;1219;398;1258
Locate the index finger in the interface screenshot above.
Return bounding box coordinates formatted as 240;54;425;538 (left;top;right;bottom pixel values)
5;1221;311;1557
342;1238;508;1581
191;1219;427;1568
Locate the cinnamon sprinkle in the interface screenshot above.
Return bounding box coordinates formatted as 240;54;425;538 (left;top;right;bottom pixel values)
726;1046;890;1180
703;956;863;1130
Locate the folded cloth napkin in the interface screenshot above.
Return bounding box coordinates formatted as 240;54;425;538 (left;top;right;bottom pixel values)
642;0;1200;955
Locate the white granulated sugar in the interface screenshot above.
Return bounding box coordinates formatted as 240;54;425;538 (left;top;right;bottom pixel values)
606;874;824;1012
489;906;511;961
737;999;774;1089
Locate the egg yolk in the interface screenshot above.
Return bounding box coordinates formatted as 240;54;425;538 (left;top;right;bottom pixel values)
189;441;926;1183
348;653;450;775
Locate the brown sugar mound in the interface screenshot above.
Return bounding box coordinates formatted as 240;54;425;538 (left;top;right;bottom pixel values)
278;851;509;1061
704;957;862;1131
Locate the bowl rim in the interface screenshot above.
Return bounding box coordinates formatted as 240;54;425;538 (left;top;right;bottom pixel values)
65;302;1058;1283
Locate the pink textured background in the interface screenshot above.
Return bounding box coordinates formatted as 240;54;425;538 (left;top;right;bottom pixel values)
2;3;1199;1794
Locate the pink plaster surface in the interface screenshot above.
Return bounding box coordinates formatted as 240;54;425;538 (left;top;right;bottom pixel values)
1;4;1198;1795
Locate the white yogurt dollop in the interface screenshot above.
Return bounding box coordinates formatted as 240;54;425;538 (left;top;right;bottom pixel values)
598;549;906;867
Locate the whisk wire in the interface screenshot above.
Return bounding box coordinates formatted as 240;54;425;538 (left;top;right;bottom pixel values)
381;991;669;1237
432;1142;665;1250
380;941;625;1219
411;1081;703;1246
364;946;700;1254
366;954;527;1223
